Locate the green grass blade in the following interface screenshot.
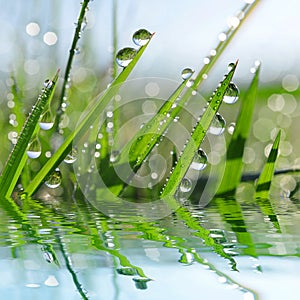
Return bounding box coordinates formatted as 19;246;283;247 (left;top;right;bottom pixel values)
254;130;282;231
95;77;190;197
217;64;260;196
161;62;238;197
55;0;91;132
74;1;258;198
9;73;25;134
0;71;59;198
255;130;281;199
24;36;154;196
129;79;189;167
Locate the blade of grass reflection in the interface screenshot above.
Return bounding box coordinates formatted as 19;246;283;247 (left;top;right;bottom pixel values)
0;196;60;266
214;197;258;258
55;229;89;300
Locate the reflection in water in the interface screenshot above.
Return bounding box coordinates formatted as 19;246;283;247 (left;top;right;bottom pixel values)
0;194;300;299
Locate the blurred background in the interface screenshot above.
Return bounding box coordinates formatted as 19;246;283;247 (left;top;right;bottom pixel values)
0;0;299;86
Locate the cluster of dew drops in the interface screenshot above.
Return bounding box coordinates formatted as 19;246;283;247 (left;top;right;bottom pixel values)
24;79;79;189
176;63;240;196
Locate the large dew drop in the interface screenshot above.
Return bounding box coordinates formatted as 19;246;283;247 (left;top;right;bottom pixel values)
116;47;137;67
181;68;194;80
179;177;192;193
132;29;152;46
208;113;226;135
223;82;239;104
26;136;42;159
39;109;54;130
64;148;78;164
45;168;62;188
191;149;208;171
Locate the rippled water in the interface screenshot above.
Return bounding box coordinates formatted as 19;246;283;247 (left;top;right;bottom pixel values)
0;192;300;300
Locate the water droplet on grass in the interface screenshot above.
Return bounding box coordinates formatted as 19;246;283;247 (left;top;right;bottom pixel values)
27;136;42;159
180;178;192;193
74;47;80;54
116;47;137;67
223;83;239;104
228;62;235;71
227;122;236;134
191;149;208;171
110;150;120;163
181;68;194;80
39;109;54;130
43;250;54;263
43;79;53;89
64;148;78;164
132;29;152;46
208;113;226;135
45;168;62;188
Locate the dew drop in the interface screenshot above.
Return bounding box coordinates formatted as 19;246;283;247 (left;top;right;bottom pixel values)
132;29;152;46
181;68;194;80
191;149;208;171
180;177;192;193
45;168;62;188
228;62;235;71
64;148;78;164
39;109;54;130
74;47;80;55
27;136;42;159
208;113;226;135
43;251;54;263
43;79;53;89
227;122;236;135
223;82;239;104
110;150;120;163
116;47;137;67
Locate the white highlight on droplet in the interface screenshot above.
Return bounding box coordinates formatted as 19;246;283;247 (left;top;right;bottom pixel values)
227;16;240;28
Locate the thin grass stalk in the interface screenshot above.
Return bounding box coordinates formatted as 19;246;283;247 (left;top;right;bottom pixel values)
55;0;91;132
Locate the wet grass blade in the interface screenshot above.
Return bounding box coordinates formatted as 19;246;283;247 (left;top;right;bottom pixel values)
254;130;282;231
217;64;260;196
101;1;259;196
0;70;59;198
55;0;91;132
255;130;281;199
161;62;238;198
9;73;25;134
24;36;154;197
101;78;190;195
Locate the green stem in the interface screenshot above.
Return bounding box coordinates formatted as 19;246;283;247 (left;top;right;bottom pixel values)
55;0;91;132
